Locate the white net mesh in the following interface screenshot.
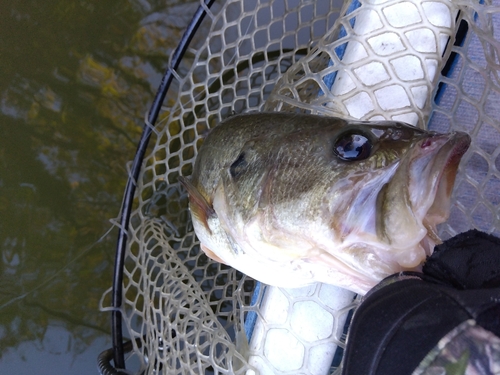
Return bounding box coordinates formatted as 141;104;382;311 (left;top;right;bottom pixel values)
103;0;500;373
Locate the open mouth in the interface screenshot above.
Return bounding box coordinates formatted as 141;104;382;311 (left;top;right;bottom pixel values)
413;131;471;251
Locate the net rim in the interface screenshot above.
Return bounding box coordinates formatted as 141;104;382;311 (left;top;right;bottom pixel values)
101;1;217;372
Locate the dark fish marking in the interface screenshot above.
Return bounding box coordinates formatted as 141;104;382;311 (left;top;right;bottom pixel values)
376;182;390;243
229;152;248;178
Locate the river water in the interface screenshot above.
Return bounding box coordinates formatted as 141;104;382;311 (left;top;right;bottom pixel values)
0;1;198;373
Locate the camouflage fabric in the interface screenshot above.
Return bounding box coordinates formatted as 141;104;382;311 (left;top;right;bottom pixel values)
413;320;500;375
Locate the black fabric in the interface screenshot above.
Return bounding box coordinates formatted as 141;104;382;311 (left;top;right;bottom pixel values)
476;304;500;338
342;279;472;375
423;229;500;289
341;230;500;375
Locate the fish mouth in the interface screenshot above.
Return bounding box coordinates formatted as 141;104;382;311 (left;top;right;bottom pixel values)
410;131;471;251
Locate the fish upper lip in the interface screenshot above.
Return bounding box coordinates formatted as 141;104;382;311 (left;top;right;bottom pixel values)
412;131;471;239
423;132;471;186
412;131;471;187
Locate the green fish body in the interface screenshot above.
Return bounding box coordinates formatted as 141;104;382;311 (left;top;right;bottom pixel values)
181;112;470;294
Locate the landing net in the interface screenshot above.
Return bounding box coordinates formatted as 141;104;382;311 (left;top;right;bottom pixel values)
101;0;500;373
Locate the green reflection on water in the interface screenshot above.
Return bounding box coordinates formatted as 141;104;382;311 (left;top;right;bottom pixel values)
0;0;197;372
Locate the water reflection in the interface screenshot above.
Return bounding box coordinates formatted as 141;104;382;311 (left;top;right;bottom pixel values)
0;0;197;372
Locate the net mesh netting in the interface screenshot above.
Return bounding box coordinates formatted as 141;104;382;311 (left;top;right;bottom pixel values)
102;0;500;373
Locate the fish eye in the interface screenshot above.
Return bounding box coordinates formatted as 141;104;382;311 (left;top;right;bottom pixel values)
333;131;373;161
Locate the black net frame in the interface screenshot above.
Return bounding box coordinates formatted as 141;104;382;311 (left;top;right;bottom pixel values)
98;1;216;373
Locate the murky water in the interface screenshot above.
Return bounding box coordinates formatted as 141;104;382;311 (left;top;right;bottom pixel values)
0;0;198;373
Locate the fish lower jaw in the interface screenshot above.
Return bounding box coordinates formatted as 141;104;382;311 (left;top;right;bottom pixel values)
196;225;431;294
420;234;438;260
194;215;433;294
197;232;382;293
228;254;379;294
374;234;436;274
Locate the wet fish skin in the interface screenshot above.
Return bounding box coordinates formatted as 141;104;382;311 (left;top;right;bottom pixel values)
181;112;470;294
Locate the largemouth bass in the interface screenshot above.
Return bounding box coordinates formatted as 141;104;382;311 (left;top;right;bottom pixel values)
180;112;470;294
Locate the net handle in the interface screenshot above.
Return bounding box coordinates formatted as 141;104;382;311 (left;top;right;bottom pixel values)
110;0;216;370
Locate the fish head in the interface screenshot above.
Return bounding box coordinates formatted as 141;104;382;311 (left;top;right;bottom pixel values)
213;117;470;291
327;123;471;282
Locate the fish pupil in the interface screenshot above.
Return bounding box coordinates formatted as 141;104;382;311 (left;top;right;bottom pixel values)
229;152;248;178
334;133;372;161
